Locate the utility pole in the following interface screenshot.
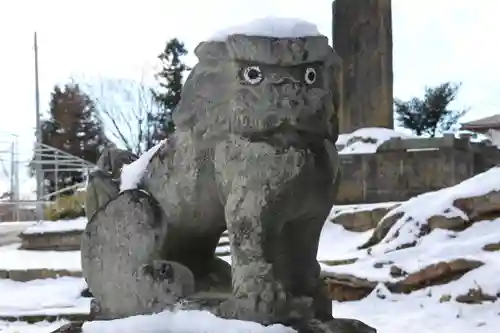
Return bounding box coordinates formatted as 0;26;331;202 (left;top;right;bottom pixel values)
34;32;44;222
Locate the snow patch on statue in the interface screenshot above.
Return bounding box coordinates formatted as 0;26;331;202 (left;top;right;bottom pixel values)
208;17;321;41
120;140;165;192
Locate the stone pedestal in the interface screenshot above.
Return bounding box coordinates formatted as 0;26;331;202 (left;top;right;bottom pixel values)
332;0;394;133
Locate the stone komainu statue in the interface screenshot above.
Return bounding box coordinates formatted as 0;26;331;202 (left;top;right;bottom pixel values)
82;33;374;333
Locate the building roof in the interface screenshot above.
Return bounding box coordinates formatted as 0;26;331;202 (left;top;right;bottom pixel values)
461;114;500;131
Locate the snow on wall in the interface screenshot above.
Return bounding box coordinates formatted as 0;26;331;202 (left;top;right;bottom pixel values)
337;127;411;155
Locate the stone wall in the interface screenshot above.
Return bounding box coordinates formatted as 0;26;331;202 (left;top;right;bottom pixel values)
332;0;394;133
336;137;500;204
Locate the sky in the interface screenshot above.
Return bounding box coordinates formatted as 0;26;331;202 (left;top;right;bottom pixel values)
0;0;500;192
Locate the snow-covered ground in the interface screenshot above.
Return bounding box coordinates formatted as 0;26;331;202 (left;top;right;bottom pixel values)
0;244;81;271
333;285;498;333
0;277;89;317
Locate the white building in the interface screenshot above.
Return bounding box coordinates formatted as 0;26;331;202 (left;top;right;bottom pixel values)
461;114;500;147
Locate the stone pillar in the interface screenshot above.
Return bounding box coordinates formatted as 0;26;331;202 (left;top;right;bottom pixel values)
332;0;394;133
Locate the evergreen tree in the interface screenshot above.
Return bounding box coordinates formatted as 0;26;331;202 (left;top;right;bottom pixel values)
394;82;467;137
31;83;108;197
151;38;189;142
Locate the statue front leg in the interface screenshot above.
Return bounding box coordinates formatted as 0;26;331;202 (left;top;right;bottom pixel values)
218;184;288;325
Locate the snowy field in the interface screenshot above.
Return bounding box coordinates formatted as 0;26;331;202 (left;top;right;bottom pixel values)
0;277;90;317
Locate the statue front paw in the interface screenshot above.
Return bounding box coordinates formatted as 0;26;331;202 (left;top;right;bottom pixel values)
217;279;288;324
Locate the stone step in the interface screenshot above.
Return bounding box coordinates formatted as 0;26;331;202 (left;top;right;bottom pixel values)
20;230;82;251
0;313;89;324
19;219;86;251
0;243;82;281
0;268;82;281
0;276;91;325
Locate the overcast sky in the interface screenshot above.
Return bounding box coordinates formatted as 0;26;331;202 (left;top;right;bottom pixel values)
0;0;499;161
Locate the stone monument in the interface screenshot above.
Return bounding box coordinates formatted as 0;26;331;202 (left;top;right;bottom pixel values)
332;0;394;133
82;22;375;333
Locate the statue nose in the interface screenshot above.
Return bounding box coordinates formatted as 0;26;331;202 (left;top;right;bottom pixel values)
280;83;300;97
268;73;300;85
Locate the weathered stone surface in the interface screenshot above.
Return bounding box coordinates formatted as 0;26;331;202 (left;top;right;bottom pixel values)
483;241;500;252
358;212;403;249
324;274;377;302
85;149;137;221
82;190;198;319
454;190;500;222
82;33;374;332
20;230;82;251
455;288;498;304
323;259;484;301
331;204;398;232
50;322;83;333
336;139;500;205
332;0;393;133
391;259;484;294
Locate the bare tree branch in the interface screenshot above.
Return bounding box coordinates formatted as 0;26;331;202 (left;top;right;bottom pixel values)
82;76;160;155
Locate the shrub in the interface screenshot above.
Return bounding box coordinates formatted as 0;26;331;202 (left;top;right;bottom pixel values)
45;191;86;221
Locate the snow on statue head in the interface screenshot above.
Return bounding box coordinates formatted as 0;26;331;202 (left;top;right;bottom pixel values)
173;17;341;143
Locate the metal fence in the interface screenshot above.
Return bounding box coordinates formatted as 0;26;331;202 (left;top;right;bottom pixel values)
0;131;95;222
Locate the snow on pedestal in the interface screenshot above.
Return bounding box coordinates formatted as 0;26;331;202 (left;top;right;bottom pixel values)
208;17;321;41
22;217;87;235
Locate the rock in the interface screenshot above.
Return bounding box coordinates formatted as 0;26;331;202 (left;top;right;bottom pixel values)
359;186;500;250
331;204;398;232
359;212;403;249
427;215;470;231
324;273;378;301
320;258;358;266
391;259;484;293
389;265;406;278
81;29;374;331
50;322;83;333
454;190;500;222
372;260;393;269
324;259;484;302
439;294;452;303
360;211;470;249
483;241;500;252
455;288;498;304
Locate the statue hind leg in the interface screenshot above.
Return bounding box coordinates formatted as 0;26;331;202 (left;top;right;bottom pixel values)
81;190;195;319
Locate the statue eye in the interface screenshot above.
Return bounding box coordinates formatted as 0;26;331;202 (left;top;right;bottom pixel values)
241;66;263;85
304;67;316;84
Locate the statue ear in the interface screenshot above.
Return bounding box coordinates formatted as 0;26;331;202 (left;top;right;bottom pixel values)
96;149;112;173
194;41;230;61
